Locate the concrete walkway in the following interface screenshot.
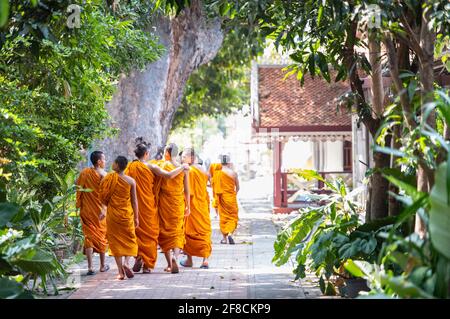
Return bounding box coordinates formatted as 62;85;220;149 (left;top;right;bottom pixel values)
60;177;322;299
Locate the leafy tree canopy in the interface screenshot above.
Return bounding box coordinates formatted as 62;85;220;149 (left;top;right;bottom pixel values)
172;0;267;128
0;0;163;197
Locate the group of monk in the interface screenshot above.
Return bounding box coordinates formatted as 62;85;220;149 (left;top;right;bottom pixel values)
75;138;240;280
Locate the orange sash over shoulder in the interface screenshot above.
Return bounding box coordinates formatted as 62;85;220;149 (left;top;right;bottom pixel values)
215;169;239;235
125;161;159;269
149;159;164;166
184;165;212;258
99;172;138;257
209;163;222;209
76;168;107;254
157;161;185;252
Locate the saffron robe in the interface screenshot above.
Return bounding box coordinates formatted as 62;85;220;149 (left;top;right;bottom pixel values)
214;169;239;235
125;161;159;268
208;163;222;209
99;172;138;257
183;165;212;258
76;168;108;254
157;161;186;252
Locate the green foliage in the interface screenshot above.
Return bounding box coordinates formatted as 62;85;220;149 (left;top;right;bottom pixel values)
0;0;9;27
341;159;450;298
154;0;192;15
344;260;435;299
170;0;273;128
254;0;367;82
173;30;252;128
0;277;33;299
272;170;387;295
0;0;163;198
173;0;268;128
0;169;82;298
429;163;450;259
0;0;164;297
344;230;447;299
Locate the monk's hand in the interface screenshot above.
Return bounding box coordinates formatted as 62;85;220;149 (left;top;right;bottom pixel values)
182;164;189;171
99;207;106;220
134;218;139;229
184;206;191;217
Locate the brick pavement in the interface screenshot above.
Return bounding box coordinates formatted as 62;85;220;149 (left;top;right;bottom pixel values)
57;178;324;299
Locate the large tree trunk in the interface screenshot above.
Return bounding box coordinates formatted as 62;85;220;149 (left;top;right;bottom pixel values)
415;2;436;235
387;41;409;218
370;145;391;220
367;33;390;220
343;21;389;221
95;0;223;161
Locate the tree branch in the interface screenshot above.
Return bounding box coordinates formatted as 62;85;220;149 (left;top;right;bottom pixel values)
343;20;379;136
383;35;417;129
368;31;384;117
399;12;426;62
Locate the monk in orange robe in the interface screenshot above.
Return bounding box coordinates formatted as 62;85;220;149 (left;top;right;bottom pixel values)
208;162;222;218
125;139;188;273
149;146;165;165
180;148;212;269
157;143;190;274
214;155;240;245
99;156;139;280
76;151;109;275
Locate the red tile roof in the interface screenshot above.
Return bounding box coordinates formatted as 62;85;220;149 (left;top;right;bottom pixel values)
255;66;352;131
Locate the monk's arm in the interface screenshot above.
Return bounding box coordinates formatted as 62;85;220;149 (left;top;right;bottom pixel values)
130;181;139;228
207;174;212;188
184;170;190;216
235;173;240;193
99;204;107;220
98;169;107;178
149;163;186;179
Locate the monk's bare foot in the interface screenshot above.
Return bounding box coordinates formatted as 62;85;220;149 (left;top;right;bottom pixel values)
100;264;110;272
142;266;151;274
200;262;209;269
180;259;193;267
122;265;134;278
116;274;125;280
164;266;171;272
171;258;179;274
133;257;143;273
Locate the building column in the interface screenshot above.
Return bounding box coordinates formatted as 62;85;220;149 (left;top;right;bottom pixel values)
273;140;283;207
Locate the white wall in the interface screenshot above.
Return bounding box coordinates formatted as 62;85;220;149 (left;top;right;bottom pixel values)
280;139;346;172
352;114;371;188
323;140;344;171
281;140;314;171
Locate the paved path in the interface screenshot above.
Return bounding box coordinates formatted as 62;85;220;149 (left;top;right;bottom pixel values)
61;177;322;299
